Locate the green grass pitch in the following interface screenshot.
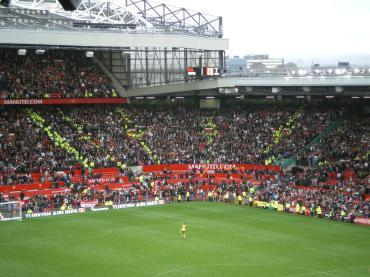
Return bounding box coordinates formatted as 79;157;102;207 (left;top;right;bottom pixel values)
0;202;369;277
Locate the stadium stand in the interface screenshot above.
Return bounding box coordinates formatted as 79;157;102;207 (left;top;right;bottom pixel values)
0;100;368;223
121;103;340;165
18;164;368;222
1;102;339;175
298;115;369;176
0;49;117;99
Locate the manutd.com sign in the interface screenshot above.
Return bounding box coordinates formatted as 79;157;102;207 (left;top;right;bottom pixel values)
2;99;43;105
188;163;280;171
143;163;280;172
0;98;127;105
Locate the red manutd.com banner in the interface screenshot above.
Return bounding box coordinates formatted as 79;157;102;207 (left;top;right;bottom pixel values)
143;163;281;172
0;98;127;105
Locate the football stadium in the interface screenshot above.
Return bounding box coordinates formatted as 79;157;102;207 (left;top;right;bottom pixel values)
0;0;369;276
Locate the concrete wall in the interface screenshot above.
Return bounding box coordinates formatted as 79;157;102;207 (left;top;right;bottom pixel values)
0;29;229;50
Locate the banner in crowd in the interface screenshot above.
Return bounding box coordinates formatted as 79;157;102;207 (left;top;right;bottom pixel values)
24;208;86;219
80;200;99;208
143;163;281;172
0;98;127;105
87;178;116;185
113;200;165;210
353;217;370;226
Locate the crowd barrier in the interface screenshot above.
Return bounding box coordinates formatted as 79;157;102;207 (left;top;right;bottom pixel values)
23;200;165;219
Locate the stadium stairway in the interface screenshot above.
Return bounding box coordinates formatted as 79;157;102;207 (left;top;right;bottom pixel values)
277;111;349;169
263;108;304;166
202;116;218;156
55;109;130;171
116;108;159;164
26;109;93;169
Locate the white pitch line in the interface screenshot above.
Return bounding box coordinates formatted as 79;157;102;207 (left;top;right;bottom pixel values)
153;263;344;277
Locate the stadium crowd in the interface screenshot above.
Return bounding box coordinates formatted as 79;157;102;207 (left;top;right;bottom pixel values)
0;49;116;99
297;116;369;176
122;103;339;164
20;167;369;222
0;101;368;224
294;115;369;193
1;103;340;186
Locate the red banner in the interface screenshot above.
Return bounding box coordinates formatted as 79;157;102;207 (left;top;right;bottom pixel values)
0;182;63;193
92;167;119;176
87;177;116;185
143;164;188;172
5;187;71;198
142;163;281;172
0;98;127;105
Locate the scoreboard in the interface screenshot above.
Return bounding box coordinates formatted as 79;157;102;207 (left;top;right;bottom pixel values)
187;67;220;78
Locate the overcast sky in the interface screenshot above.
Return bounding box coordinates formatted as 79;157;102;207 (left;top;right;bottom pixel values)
165;0;370;65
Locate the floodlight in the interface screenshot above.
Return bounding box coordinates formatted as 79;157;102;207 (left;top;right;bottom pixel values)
298;69;307;75
17;49;26;56
335;68;345;75
35;49;45;55
85;51;94;58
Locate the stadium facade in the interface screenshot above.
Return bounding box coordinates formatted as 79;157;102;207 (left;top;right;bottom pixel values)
0;0;228;98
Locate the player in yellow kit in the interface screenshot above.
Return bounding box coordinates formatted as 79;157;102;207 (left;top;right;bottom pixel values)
180;223;187;238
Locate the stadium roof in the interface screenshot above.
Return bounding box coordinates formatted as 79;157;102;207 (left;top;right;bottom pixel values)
1;0;222;37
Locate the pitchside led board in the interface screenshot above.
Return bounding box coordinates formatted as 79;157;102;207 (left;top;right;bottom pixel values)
187;67;220;79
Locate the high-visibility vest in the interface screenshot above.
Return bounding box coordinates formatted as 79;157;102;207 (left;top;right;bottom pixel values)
316;206;322;215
